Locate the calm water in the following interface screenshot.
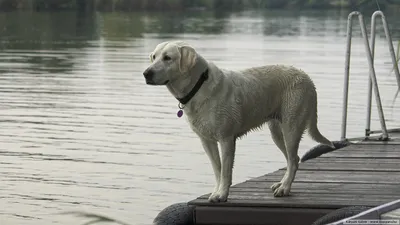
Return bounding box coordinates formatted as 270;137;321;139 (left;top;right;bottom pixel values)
0;9;400;225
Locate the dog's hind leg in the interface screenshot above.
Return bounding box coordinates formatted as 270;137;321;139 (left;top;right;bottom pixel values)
273;91;307;197
268;120;289;192
268;120;287;159
273;121;303;197
200;137;222;201
208;136;236;203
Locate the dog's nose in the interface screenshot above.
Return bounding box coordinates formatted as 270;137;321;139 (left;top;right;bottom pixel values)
143;68;154;79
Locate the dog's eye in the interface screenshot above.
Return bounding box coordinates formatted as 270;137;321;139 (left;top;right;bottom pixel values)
163;55;171;61
152;54;156;60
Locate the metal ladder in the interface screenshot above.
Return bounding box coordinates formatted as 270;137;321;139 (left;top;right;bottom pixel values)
340;11;400;142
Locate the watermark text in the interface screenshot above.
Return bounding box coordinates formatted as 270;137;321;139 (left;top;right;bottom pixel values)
344;219;399;224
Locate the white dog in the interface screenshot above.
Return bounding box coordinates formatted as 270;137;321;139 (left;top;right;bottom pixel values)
143;40;334;203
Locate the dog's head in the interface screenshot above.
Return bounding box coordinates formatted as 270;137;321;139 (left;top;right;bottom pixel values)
143;41;199;85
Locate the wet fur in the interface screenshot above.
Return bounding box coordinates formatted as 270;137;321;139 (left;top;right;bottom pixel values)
143;40;334;203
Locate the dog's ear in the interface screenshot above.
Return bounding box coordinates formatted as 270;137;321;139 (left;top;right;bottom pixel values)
149;52;155;62
179;45;197;73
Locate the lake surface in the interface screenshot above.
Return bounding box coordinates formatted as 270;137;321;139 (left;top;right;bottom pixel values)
0;9;400;225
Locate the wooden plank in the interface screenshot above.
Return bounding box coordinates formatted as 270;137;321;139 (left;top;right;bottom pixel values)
217;193;400;203
251;170;400;184
320;152;400;158
194;206;333;225
302;158;400;163
337;144;400;150
319;144;400;152
352;141;400;145
228;188;400;195
231;182;400;191
197;192;399;201
317;144;400;158
356;142;400;145
232;181;400;191
297;158;400;171
190;195;390;208
229;184;400;195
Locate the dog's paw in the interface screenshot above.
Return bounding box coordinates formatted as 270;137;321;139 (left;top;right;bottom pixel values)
208;191;228;203
270;182;282;192
273;184;291;197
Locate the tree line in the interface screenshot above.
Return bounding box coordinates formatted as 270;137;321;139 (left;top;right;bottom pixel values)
0;0;398;11
0;0;399;11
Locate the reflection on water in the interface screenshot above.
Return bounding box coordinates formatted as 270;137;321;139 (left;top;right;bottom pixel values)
0;9;399;225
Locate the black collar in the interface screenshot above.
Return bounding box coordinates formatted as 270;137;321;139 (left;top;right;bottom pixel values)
176;69;209;105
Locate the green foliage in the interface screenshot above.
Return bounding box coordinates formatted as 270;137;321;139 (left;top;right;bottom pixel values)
0;0;399;11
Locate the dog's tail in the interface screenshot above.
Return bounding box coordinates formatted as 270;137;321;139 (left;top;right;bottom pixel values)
307;109;335;149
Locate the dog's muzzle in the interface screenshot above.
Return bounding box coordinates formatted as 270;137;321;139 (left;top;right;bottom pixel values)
143;68;169;85
143;68;156;85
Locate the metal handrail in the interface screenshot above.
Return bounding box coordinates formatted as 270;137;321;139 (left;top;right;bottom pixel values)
340;11;400;141
365;11;400;138
327;199;400;225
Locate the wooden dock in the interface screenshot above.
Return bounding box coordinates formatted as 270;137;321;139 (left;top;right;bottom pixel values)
187;141;400;225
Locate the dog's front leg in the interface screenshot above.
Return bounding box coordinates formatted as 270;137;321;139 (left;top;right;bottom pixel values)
200;137;221;197
209;136;236;203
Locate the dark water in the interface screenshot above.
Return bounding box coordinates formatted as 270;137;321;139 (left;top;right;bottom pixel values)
0;9;399;225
